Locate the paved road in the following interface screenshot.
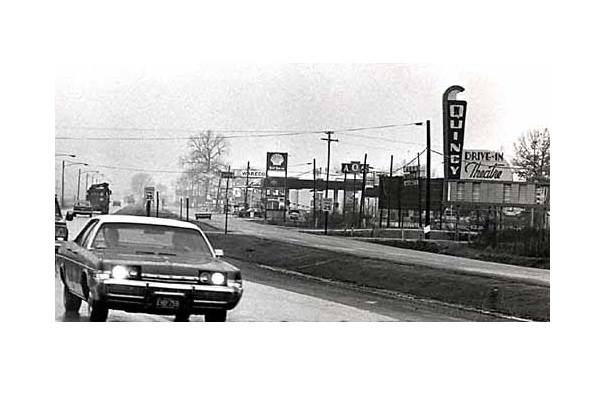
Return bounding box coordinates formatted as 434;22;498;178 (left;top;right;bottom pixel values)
200;214;549;285
56;212;501;322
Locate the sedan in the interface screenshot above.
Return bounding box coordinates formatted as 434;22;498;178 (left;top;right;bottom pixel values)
56;215;243;321
72;201;94;217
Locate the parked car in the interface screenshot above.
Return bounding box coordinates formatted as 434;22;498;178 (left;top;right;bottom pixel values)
72;200;94;217
55;215;243;322
237;207;262;218
195;210;212;220
288;209;300;221
55;196;68;250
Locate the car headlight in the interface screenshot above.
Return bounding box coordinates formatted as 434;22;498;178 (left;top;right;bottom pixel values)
210;272;225;285
111;265;130;280
198;272;209;283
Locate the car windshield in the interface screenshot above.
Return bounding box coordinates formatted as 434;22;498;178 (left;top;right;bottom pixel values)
92;223;212;257
55;199;62;218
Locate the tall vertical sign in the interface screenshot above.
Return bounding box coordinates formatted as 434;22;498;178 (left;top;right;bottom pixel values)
443;85;467;180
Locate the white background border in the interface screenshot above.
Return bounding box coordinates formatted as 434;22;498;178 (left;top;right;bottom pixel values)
2;1;610;419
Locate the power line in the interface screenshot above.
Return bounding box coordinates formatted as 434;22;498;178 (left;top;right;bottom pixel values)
55;121;425;141
342;132;423;146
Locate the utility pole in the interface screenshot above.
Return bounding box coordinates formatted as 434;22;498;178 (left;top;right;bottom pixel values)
186;197;190;221
352;172;357;226
61;161;65;208
244;161;250;210
342;171;347;223
425;120;431;239
417;151;422;227
180;198;183;220
77;168;82;201
386;155;393;228
312;158;317;228
224;166;231;235
358;153;368;229
321;131;338;235
156;191;160;217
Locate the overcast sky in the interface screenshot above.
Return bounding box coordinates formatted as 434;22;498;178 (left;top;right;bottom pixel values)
55;62;550;200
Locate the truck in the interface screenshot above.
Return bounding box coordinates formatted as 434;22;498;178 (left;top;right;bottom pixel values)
86;182;112;214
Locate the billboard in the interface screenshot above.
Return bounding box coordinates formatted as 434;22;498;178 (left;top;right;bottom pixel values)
460;149;513;181
266;152;288;172
443;86;467;180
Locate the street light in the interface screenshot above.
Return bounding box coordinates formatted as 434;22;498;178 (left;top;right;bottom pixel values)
61;161;87;208
81;170;99;198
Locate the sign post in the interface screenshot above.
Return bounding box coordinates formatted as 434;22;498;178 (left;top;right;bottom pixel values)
265;152;288;222
221;169;234;235
359;154;368;229
321;132;338;235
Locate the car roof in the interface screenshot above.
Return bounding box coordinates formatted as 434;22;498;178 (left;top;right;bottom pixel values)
91;214;202;230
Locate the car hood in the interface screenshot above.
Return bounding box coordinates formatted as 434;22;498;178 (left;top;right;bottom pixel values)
94;251;239;275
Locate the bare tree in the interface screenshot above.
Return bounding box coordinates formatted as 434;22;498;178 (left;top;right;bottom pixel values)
130;173;154;197
180;130;228;206
512;128;550;183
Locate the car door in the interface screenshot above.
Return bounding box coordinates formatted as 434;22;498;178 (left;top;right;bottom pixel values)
64;219;99;296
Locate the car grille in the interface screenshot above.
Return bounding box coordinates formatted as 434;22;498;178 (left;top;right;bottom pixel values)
140;273;200;284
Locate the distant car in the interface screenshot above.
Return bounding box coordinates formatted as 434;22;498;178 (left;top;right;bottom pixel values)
72;200;94;217
55;215;243;322
55;196;68;250
288;210;300;221
238;207;262;218
195;210;212;220
112;200;122;207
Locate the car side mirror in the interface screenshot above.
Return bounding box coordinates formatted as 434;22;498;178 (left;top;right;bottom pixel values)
65;211;74;221
214;249;224;258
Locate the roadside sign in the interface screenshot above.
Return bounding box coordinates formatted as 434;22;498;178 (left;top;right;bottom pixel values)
423;225;431;234
341;161;370;174
266;152;288;171
322;198;333;212
236;169;265;178
221;171;235;179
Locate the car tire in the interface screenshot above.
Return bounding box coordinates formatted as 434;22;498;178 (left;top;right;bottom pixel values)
63;285;82;312
88;297;108;322
174;312;190;322
205;310;227;322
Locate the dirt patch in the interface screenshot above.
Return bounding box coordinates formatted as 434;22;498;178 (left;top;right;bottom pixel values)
207;232;549;321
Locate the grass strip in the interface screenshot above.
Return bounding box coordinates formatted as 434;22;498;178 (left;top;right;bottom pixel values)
207;232;549;321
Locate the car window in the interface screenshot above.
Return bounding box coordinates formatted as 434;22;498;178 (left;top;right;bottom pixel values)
75;220;99;247
91;223;213;257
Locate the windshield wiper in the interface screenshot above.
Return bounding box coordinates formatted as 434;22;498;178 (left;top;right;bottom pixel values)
158;252;177;256
135;250;156;255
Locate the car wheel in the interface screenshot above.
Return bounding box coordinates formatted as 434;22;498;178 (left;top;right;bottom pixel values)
63;285;82;312
174;312;190;322
87;297;108;322
205;310;227;322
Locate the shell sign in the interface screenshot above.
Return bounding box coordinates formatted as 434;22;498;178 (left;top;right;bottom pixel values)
266;152;288;172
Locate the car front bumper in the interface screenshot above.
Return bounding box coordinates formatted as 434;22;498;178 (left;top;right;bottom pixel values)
97;278;243;315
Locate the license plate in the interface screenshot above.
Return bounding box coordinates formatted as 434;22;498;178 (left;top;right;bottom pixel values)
156;296;180;309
